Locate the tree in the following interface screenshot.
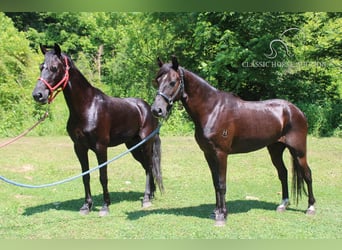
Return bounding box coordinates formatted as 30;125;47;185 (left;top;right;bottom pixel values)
3;12;341;137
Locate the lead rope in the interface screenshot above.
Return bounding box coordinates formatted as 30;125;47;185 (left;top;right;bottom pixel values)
0;108;49;149
0;123;161;188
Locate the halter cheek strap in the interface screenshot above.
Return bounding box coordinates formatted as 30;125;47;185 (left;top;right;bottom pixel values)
38;56;70;104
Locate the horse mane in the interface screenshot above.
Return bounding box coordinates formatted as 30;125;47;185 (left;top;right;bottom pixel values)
61;53;94;90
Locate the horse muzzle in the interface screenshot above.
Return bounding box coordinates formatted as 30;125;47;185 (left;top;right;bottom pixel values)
151;97;170;119
32;83;50;104
151;104;167;118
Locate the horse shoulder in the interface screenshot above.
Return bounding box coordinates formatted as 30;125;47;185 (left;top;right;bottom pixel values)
194;92;238;153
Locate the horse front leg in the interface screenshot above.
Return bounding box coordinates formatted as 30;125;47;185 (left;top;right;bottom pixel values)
95;146;111;217
205;150;228;226
74;143;93;215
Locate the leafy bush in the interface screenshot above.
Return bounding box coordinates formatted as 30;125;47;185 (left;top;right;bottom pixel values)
298;101;342;137
0;13;40;137
159;104;194;136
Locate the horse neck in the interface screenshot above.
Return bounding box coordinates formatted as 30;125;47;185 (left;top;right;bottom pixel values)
62;64;95;115
181;69;218;121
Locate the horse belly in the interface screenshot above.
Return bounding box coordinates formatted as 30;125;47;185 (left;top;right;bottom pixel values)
108;115;141;146
107;98;154;146
230;137;277;153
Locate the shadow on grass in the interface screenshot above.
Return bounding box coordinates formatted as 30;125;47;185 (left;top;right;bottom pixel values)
23;191;305;219
125;199;305;220
22;191;143;216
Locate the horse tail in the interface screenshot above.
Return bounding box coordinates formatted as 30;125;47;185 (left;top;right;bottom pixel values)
152;133;164;193
291;157;307;205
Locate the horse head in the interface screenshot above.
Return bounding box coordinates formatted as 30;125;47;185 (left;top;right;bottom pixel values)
32;43;70;104
151;55;185;119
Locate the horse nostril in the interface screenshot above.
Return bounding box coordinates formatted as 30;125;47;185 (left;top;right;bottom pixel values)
152;107;163;117
33;92;43;101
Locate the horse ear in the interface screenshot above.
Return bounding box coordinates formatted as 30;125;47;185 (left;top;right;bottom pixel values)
54;43;62;57
157;57;163;67
171;55;179;71
40;44;47;55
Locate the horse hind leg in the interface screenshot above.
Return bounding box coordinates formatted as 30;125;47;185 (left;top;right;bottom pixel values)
285;108;316;215
288;147;316;215
267;143;290;212
126;139;156;208
140;134;164;207
284;129;316;215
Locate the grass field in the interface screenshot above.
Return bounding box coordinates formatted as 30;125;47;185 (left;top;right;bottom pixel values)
0;135;341;239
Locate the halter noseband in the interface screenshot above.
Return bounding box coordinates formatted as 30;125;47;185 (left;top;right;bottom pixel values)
157;68;185;108
38;56;70;104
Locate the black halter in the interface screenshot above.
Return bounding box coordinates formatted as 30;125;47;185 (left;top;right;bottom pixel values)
157;68;184;107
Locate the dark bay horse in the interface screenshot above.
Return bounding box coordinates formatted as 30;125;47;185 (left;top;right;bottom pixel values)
151;56;315;226
32;44;163;216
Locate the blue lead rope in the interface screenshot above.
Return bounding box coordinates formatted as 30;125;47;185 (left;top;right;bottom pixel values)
0;124;161;189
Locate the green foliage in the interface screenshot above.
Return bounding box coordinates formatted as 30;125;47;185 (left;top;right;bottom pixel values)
0;13;41;136
159;104;194;136
1;12;341;137
298;101;342;137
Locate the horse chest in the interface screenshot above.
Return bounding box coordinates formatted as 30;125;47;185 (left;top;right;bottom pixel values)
67;114;101;143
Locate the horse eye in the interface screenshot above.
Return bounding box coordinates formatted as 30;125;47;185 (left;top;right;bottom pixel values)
170;81;176;87
39;64;44;71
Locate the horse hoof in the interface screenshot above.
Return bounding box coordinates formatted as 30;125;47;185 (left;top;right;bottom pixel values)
214;220;226;227
276;199;289;212
99;205;109;217
80;209;90;215
79;203;91;215
212;211;226;226
142;200;152;208
276;205;287;212
306;209;315;216
306;205;315;215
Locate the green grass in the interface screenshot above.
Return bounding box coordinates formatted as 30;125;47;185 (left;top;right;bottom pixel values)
0;135;341;239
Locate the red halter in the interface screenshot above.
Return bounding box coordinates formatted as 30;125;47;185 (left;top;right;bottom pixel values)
38;56;70;104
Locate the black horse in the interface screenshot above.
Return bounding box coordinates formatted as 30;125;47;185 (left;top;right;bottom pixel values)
32;44;163;216
151;56;315;226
